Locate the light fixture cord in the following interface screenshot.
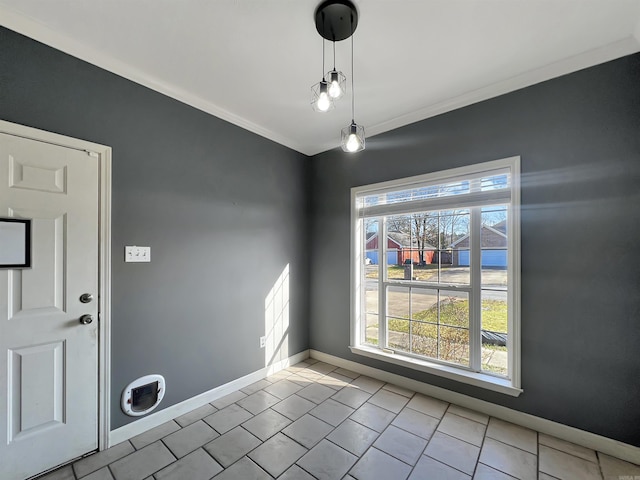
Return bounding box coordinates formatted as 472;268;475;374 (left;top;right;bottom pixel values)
322;39;326;79
350;17;355;122
321;12;326;79
333;41;336;70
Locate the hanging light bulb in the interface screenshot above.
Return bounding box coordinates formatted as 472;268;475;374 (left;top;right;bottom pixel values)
342;121;365;152
311;38;334;112
311;79;334;112
340;20;365;153
346;129;361;152
327;42;346;99
317;82;331;111
327;69;346;99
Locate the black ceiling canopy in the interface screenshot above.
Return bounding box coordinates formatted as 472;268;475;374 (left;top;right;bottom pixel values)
314;0;359;42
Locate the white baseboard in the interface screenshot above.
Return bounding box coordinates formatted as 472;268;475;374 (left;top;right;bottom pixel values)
109;350;310;447
310;349;640;465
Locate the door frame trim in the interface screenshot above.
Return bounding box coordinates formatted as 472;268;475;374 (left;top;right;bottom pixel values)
0;120;112;452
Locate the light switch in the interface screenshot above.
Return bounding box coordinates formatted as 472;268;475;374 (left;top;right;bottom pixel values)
125;246;150;263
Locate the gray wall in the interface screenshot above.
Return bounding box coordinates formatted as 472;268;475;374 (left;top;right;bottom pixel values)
0;27;310;429
309;54;640;446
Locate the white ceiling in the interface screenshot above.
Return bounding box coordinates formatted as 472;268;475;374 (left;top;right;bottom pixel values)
1;1;640;156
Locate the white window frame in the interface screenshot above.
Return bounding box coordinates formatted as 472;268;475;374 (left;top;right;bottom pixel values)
350;157;522;396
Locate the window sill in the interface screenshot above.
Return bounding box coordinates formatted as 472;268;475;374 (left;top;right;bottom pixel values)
349;345;523;397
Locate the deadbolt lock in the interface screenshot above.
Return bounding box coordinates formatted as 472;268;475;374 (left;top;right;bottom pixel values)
80;293;94;303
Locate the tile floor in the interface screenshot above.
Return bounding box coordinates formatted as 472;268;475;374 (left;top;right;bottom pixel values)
38;359;640;480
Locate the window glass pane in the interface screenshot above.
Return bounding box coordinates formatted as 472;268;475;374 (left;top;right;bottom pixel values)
365;283;378;316
365;263;379;281
438;292;470;366
386;212;440;282
437;291;469;329
386;214;415;280
439;326;470;366
364;218;380;279
387;286;409;319
361;180;471;209
361;193;383;208
409;289;437;356
480;173;509;191
481;206;509;377
387;265;404;280
481;206;508;288
364;314;379;346
481;291;508;376
410;288;438;320
356;170;510;211
440;209;470;285
388;318;409;351
408;212;438;268
410;322;437;357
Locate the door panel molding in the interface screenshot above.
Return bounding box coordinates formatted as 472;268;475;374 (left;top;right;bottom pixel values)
7;211;68;316
9;156;67;193
8;340;65;441
0;120;112;456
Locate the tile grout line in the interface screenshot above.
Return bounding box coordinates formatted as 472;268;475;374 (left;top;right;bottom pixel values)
404;398;448;479
441;402;486;478
198;443;224;473
537;428;540;480
470;417;489;479
538;440;602;465
416;405;494;478
345;383;417;477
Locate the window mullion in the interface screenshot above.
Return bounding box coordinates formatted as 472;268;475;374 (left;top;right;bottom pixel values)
354;210;364;347
379;217;387;349
469;206;482;371
408;287;413;354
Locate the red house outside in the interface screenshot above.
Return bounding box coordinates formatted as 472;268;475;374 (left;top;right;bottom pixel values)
365;232;436;265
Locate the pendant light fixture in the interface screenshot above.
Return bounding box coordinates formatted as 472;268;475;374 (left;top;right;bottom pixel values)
313;0;365;152
341;30;365;152
311;40;334;112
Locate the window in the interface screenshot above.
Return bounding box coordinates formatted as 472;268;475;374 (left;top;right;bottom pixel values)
350;157;521;396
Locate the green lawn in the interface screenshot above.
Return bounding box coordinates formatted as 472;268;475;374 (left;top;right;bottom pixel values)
366;265;440;279
480;300;508;333
388;299;507;334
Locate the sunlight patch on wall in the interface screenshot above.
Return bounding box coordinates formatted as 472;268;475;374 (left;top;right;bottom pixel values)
264;264;290;369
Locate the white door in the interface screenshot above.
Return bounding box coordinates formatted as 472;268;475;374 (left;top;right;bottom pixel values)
0;132;99;480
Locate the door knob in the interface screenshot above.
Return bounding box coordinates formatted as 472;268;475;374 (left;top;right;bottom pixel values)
80;293;94;303
79;314;93;325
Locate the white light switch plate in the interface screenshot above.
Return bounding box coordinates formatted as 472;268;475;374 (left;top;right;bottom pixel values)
125;246;150;262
